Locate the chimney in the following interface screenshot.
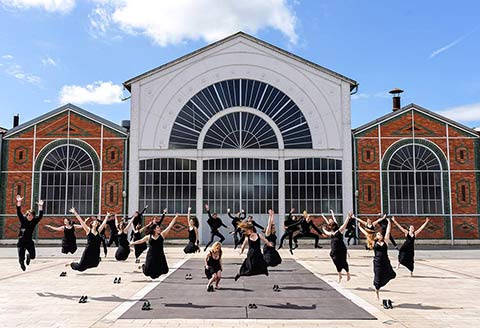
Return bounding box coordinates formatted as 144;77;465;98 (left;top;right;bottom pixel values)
13;114;19;128
121;120;130;131
389;88;403;111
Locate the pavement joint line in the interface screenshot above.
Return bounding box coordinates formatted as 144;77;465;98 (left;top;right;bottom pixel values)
92;256;190;327
0;260;69;282
416;261;480;280
296;258;402;325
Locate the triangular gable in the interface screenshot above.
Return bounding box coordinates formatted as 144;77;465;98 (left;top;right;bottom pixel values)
123;31;357;91
45;122;92;137
391;122;437;137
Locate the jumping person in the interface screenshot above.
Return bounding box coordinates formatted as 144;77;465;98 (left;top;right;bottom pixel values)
184;207;200;254
106;214;119;247
115;214;135;261
15;195;44;271
322;211;353;282
392;217;430;276
227;208;245;248
205;241;223;291
353;214;386;250
44;218;82;254
278;208;300;254
234;221;272;281
263;209;282;267
130;215;178;279
378;214;398;249
293;211;324;249
131;205;149;227
344;216;357;246
204;204;227;251
132;221;152;263
68;208;109;272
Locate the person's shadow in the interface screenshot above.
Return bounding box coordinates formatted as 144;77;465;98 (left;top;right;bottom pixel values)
37;292;162;303
395;303;461;310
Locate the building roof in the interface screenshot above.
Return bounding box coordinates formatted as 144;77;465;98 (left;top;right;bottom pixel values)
0;127;7;134
353;103;480;137
4;103;129;138
123;31;357;91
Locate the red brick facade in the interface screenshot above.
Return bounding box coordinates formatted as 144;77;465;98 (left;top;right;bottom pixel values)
353;104;480;240
0;105;128;239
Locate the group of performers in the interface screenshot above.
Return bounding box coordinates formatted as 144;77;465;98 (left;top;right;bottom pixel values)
15;194;430;307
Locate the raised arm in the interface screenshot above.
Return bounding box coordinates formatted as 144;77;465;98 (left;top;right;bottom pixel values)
161;215;178;238
158;208;167;226
373;213;387;227
265;209;274;236
321;214;329;224
16;195;25;222
70;208;89;233
322;227;333;236
44;224;64;232
357;225;370;238
330;209;337;224
139;205;149;217
338;212;353;233
391;216;408;235
125;216;135;232
252;221;264;231
129;235;149;246
240;209;246;219
258;233;273;247
310;220;323;236
98;213;110;233
36;199;44;221
205;204;214;221
139;221;153;233
384;218;392;245
415;218;430;235
353;215;367;226
227;208;236;220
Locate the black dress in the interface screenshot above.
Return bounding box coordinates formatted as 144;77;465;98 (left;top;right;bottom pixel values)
142;235;169;279
238;236;268;277
205;251;222;279
115;232;130;261
183;228;199;254
62;226;77;254
330;231;348;272
263;233;282;267
71;232;101;272
373;242;396;289
398;233;415;272
132;230;147;259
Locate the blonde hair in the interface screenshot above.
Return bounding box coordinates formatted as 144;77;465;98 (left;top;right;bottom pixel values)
237;221;254;232
211;241;222;255
364;226;375;250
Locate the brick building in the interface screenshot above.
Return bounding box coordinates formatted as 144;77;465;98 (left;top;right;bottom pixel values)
353;96;480;243
0;104;129;240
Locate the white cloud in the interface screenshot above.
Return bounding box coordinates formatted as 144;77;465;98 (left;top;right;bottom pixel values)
89;0;298;46
437;102;480;122
2;54;13;60
5;63;41;85
41;56;57;66
59;81;123;105
429;27;478;59
0;0;75;13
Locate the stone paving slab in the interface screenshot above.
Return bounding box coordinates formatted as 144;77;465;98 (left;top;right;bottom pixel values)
120;258;375;320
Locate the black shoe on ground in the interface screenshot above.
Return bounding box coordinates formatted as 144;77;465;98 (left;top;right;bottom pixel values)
382;299;388;309
387;299;393;309
26;254;31;266
113;277;118;284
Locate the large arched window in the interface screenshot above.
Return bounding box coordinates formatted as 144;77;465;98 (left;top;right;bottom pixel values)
388;144;443;214
203;112;278;149
40;145;95;214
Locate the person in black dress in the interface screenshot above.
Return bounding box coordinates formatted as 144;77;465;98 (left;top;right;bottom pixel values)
278;208;301;254
263;209;282;267
369;218;396;301
130;215;177;279
115;214;135;261
68;208;109;272
204;204;227;251
44;218;82;254
227;208;245;248
15;195;44;271
293;211;324;249
353;214;385;250
106;214;119;247
205;241;223;291
377;214;398;249
392;217;430;276
184;207;200;254
322;211;353;282
234;221;272;281
131;221;152;263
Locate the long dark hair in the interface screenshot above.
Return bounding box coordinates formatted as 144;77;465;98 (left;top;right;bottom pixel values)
326;221;339;232
145;223;159;235
190;216;199;228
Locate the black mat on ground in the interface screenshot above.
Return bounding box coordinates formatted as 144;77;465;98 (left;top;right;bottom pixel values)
120;258;375;320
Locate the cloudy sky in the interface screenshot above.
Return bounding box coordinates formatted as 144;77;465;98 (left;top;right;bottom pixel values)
0;0;479;130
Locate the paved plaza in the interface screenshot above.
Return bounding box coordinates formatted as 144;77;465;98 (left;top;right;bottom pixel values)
0;245;479;328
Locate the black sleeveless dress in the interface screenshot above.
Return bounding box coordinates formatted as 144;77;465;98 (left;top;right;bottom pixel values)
263;233;282;267
205;251;222;279
62;226;77;254
115;232;130;261
398;233;415;272
71;232;101;272
330;230;349;272
238;236;268;277
133;230;147;259
183;228;199;254
373;242;396;289
142;235;169;279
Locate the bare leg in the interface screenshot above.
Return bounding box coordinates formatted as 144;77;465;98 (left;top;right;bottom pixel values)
215;271;222;288
410;271;413;277
338;272;342;283
375;289;380;301
346;271;351;281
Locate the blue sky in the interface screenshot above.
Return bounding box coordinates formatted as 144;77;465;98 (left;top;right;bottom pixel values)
0;0;479;131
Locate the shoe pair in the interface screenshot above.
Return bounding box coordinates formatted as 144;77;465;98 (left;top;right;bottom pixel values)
79;295;88;303
113;277;121;284
135;259;140;264
142;300;151;310
273;284;280;292
382;299;393;309
207;285;214;292
248;303;257;309
185;273;192;280
60;271;67;277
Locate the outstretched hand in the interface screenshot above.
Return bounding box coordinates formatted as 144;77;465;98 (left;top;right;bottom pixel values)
16;194;23;204
69;207;77;214
37;199;44;206
204;204;209;211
